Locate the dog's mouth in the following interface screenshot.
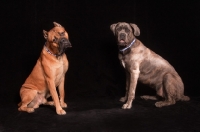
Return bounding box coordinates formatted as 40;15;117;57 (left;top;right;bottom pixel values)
118;39;127;46
65;43;72;48
120;39;125;43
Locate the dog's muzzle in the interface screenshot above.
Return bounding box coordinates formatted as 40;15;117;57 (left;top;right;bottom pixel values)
58;37;72;48
58;37;72;55
119;33;126;40
118;33;127;46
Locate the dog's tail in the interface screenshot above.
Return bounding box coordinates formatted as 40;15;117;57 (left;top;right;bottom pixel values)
180;95;190;101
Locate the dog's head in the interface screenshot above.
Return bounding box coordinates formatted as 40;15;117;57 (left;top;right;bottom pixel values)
43;22;72;56
110;22;140;47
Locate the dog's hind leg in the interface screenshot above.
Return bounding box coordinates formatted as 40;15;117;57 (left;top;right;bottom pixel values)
43;93;57;106
29;94;47;109
18;89;37;113
155;74;176;107
141;86;164;100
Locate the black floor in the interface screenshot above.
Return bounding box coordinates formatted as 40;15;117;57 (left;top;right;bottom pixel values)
1;95;200;132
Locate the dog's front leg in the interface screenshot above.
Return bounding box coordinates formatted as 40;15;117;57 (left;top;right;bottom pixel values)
120;71;130;102
46;78;66;115
58;76;67;108
122;68;140;109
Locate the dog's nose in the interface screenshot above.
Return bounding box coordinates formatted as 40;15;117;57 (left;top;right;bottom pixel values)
59;38;67;43
58;37;72;48
120;33;126;39
58;37;68;46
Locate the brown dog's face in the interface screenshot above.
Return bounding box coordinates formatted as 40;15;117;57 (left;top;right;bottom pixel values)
43;22;72;56
110;22;140;47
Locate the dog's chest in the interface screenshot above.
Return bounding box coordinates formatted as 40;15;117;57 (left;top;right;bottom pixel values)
54;58;67;86
119;54;132;68
119;52;139;68
118;46;145;69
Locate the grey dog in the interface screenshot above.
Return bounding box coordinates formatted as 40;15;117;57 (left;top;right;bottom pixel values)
110;22;190;109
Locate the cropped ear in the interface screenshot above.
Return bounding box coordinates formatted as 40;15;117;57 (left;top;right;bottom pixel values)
129;23;140;36
110;23;117;35
53;22;62;27
43;30;48;39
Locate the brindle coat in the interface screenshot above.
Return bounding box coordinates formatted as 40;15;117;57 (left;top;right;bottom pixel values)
110;22;189;109
18;22;72;115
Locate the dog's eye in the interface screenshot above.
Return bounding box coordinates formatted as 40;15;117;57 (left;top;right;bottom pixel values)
61;32;65;36
53;37;57;42
59;32;65;36
116;27;122;31
125;28;130;33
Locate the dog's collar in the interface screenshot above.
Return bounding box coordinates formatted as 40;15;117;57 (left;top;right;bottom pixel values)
44;45;59;57
119;39;136;54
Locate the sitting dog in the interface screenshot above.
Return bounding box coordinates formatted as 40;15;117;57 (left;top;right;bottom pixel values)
18;22;72;115
110;22;190;109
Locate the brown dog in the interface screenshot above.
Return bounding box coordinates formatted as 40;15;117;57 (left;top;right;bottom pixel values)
18;22;72;115
110;22;190;109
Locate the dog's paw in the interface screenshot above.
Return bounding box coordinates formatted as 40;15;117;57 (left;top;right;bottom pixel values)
18;107;35;113
155;100;175;107
140;95;148;100
56;109;66;115
33;104;39;109
119;97;127;102
155;101;164;108
27;108;35;113
45;101;54;106
122;103;132;109
60;102;67;108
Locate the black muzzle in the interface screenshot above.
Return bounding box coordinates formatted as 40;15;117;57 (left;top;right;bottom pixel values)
58;37;72;55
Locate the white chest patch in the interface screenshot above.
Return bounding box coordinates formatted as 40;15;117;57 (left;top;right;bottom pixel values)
121;60;126;68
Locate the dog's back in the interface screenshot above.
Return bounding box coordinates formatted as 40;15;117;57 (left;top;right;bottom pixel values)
135;40;189;101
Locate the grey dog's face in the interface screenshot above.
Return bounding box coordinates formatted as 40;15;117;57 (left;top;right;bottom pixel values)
115;23;134;46
110;22;140;47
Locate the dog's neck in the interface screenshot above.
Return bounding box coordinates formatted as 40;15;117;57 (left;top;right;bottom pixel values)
119;39;136;55
44;44;60;57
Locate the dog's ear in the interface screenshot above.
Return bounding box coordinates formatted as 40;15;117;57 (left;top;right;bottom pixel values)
43;30;48;39
110;23;117;35
53;22;62;27
129;23;140;36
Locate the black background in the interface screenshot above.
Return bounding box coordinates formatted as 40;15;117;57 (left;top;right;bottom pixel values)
1;0;200;131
